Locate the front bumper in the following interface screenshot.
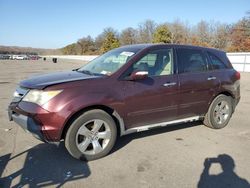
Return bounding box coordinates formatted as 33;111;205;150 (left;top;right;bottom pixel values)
8;101;64;143
8;108;45;142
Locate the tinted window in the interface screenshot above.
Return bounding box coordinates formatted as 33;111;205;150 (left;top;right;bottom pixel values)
208;52;227;70
132;48;173;77
177;48;207;73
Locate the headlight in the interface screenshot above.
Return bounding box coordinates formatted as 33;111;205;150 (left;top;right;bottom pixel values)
22;89;62;106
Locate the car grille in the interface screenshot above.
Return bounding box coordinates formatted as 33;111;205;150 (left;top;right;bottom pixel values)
12;86;29;102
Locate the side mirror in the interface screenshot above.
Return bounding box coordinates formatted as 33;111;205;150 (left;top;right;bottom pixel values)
129;70;148;80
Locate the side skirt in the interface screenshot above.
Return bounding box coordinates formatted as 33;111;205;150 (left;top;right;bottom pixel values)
123;116;201;136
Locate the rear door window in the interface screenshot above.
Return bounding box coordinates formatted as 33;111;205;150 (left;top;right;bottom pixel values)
177;48;207;73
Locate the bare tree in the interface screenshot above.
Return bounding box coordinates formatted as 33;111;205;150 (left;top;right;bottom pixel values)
138;19;157;43
169;20;190;44
191;20;212;47
77;35;95;55
211;23;231;50
120;27;138;45
229;17;250;52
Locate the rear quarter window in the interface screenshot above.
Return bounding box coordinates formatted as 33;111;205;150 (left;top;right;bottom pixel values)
207;52;227;70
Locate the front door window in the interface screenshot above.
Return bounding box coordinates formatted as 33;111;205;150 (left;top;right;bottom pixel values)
131;48;174;77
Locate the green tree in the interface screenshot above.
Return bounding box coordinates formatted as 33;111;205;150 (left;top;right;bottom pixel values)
153;24;172;43
61;43;77;55
95;27;119;53
100;31;120;53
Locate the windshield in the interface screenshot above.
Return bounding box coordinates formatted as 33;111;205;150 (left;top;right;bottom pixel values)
78;48;137;76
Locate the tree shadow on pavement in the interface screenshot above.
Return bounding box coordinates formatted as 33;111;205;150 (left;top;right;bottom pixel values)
198;154;250;188
112;121;201;153
0;143;90;188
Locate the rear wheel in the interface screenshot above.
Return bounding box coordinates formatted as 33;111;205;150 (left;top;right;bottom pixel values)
204;94;233;129
65;109;117;161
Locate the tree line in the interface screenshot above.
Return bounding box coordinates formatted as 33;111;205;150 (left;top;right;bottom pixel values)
0;46;61;55
61;12;250;55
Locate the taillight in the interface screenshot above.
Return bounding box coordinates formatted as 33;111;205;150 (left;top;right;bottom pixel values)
235;71;241;80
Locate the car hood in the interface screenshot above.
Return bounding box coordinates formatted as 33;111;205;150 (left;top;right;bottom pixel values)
20;71;100;89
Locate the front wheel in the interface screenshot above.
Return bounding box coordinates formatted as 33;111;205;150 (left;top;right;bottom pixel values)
204;94;233;129
65;109;117;161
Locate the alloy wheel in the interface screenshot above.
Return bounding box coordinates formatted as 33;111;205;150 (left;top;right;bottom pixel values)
75;119;111;155
213;100;230;125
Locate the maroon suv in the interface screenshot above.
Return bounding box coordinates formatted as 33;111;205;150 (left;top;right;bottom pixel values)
8;44;240;160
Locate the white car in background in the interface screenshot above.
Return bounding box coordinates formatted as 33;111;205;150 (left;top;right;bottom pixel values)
12;55;28;60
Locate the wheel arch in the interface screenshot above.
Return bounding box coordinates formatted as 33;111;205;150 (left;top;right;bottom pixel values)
218;91;237;112
207;91;235;114
218;91;235;98
60;105;125;140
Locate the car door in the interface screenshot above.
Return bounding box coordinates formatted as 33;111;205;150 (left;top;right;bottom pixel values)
176;47;219;119
121;48;179;129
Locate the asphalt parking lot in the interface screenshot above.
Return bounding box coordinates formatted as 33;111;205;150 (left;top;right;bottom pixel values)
0;59;250;188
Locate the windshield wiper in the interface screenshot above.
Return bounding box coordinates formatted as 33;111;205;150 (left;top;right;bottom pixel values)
75;69;107;76
76;69;94;75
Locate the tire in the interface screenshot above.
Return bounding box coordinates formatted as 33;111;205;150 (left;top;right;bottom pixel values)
204;94;233;129
65;109;117;161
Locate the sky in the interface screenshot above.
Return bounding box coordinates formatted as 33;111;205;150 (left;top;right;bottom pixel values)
0;0;249;49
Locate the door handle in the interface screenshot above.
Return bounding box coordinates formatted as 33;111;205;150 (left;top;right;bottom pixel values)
163;82;176;87
207;76;216;80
